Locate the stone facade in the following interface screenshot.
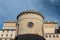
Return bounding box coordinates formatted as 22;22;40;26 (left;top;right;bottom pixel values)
0;29;16;40
0;10;60;40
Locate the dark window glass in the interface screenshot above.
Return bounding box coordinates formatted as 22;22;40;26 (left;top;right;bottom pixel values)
46;35;48;38
3;30;4;32
18;24;19;27
28;22;34;28
11;34;12;37
1;34;3;36
5;39;7;40
53;35;55;38
56;35;59;38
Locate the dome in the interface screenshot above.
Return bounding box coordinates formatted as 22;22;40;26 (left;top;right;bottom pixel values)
17;10;44;20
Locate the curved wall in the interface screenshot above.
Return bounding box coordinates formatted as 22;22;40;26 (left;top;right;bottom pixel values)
16;11;44;36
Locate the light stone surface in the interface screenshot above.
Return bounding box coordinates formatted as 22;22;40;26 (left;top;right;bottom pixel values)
17;13;43;36
0;10;60;40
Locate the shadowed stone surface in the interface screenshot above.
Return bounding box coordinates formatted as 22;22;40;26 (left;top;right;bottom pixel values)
14;34;45;40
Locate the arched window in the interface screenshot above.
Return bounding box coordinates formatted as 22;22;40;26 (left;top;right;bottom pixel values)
53;35;55;38
56;35;59;38
11;34;12;37
1;34;3;37
45;35;48;38
49;35;51;38
5;39;7;40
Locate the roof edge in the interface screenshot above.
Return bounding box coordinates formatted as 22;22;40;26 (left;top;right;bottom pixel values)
17;10;44;20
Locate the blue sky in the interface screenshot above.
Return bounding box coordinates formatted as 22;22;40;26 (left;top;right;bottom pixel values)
0;0;60;29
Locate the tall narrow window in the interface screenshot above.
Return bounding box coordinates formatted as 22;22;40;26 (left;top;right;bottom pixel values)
56;35;59;38
18;24;19;27
53;35;55;38
46;35;48;38
11;34;12;37
1;34;3;37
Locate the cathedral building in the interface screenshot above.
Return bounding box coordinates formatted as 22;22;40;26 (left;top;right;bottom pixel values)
0;10;60;40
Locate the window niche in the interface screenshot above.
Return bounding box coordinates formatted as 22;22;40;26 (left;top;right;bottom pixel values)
28;22;34;28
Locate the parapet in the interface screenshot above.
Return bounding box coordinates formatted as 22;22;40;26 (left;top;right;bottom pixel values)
17;10;44;20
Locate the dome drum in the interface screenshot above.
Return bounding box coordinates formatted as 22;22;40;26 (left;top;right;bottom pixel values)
17;10;44;20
